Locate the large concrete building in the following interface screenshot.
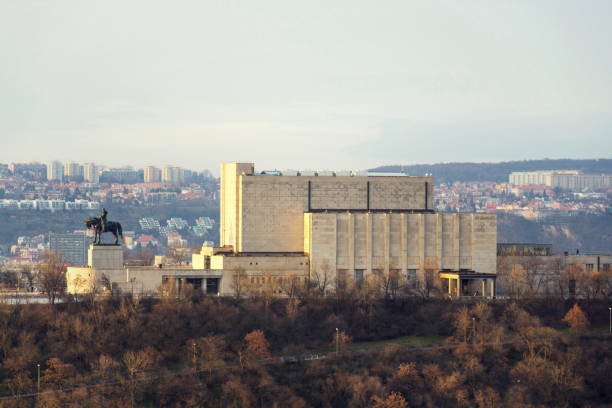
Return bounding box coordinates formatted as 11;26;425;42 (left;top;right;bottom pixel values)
67;162;498;297
198;162;497;296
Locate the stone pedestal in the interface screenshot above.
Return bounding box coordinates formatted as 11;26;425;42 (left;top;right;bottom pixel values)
88;245;123;268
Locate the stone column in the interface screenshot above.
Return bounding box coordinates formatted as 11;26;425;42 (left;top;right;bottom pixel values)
481;279;487;297
456;278;461;297
489;279;495;298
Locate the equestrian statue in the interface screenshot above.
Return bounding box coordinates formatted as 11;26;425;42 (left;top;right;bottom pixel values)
84;208;123;245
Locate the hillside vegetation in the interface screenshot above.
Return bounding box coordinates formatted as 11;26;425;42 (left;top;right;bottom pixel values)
0;295;608;407
497;213;612;253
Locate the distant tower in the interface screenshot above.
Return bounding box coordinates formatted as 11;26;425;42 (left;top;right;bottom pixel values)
47;161;63;182
64;162;84;182
162;166;184;185
144;166;162;183
83;163;99;183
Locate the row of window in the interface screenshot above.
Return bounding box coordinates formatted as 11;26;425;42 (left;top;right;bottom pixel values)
584;263;610;272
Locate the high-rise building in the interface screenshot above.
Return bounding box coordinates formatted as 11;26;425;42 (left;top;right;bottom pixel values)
63;162;84;182
144;166;162;183
49;233;88;266
83;163;99;183
47;161;63;182
162;166;184;185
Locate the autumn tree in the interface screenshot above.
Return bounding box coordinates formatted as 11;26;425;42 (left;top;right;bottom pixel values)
453;306;472;343
42;357;78;389
562;303;590;332
240;329;271;368
371;391;408;408
191;335;226;375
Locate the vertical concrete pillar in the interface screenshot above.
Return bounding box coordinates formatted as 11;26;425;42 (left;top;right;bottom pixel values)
418;214;425;286
384;214;390;273
348;213;355;273
400;213;407;277
481;279;487;297
456;278;461;297
489;279;495;298
366;213;372;275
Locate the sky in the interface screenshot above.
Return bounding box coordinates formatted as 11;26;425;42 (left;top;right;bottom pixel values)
1;0;611;174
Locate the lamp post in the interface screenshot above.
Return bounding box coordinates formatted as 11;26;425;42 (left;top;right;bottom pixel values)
472;317;476;344
335;328;339;357
609;307;611;334
192;342;197;368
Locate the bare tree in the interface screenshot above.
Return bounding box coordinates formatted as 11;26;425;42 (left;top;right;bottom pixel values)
230;266;248;299
39;251;66;305
309;261;333;297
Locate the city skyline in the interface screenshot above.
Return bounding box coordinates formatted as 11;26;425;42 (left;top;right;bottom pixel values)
1;1;612;172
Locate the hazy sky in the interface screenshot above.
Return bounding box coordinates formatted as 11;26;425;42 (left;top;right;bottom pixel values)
1;0;611;174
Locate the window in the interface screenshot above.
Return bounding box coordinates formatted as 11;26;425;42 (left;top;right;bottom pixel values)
585;264;594;272
603;263;610;272
407;269;417;289
354;269;364;280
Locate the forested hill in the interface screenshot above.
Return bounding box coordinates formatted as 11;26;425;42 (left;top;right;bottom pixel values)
370;158;612;183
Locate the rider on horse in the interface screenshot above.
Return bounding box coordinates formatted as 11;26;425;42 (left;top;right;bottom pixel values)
100;208;108;232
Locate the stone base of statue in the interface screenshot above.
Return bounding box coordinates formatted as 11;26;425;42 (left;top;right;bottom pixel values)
88;244;123;269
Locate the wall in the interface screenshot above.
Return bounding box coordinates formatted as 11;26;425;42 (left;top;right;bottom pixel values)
305;212;497;284
222;164;434;253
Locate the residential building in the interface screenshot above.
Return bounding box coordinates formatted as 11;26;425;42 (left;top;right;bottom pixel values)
47;161;63;182
162;166;184;185
144;166;162;183
64;162;84;182
83;163;99;183
49;233;88;266
509;170;612;191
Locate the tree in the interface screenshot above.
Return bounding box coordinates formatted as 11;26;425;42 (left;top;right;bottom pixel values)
39;251;67;305
230;267;248;299
371;392;408;408
191;335;226;375
562;304;590;332
240;330;271;368
42;357;77;389
453;306;472;343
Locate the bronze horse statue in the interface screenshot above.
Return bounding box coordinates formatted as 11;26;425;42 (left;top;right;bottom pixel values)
84;217;123;245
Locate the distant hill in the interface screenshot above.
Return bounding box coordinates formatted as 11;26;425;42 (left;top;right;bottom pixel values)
371;159;612;183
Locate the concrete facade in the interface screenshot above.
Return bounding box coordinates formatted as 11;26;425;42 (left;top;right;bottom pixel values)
305;212;496;282
67;245;224;296
220;163;434;253
215;162;496;293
